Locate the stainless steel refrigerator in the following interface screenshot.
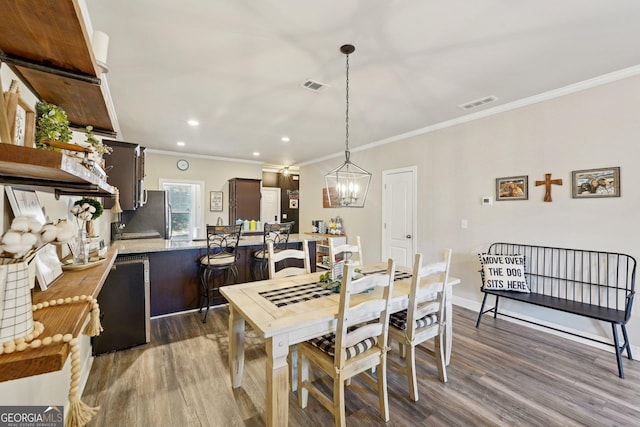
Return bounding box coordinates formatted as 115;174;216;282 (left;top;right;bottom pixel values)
116;190;171;240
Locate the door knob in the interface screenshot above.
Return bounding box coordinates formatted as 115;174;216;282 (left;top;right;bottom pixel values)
406;234;412;239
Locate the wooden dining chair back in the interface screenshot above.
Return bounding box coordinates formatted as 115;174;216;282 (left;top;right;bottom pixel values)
298;259;396;427
328;235;363;268
267;239;310;279
388;249;452;401
198;224;242;322
251;221;295;279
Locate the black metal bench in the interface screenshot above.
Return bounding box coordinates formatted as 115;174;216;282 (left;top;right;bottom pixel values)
476;242;636;378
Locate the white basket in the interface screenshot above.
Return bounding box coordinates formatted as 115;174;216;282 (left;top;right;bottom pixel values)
0;261;35;342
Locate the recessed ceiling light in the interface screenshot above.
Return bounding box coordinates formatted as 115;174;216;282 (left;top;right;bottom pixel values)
253;151;260;157
187;119;199;126
281;136;290;143
176;141;186;146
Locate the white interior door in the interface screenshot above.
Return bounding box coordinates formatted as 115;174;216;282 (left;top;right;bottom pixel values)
382;166;417;267
261;187;281;224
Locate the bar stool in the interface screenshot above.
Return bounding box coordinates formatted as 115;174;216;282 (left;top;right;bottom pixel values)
199;224;242;323
251;221;294;280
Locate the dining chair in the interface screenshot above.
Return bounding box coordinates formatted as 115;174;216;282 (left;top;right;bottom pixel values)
251;221;294;280
297;259;396;427
328;235;363;269
387;249;452;401
267;239;310;279
198;224;242;323
267;238;311;391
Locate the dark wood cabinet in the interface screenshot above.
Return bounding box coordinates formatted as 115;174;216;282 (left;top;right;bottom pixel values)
103;140;145;210
228;178;261;224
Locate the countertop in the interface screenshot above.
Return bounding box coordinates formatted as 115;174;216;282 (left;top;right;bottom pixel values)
112;233;318;255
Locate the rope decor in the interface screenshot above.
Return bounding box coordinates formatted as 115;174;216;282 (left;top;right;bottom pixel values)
0;294;103;427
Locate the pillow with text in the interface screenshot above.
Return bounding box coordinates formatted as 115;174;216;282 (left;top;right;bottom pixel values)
478;253;530;293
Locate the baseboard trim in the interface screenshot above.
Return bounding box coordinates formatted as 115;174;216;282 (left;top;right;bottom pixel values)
452;295;639;356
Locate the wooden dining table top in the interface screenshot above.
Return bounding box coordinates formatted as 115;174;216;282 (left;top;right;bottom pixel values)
221;261;460;341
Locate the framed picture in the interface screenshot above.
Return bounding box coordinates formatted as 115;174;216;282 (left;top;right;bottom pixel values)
210;191;223;211
33;244;63;291
571;167;620;198
496;176;528;201
5;186;46;223
322;187;339;208
2;80;35;147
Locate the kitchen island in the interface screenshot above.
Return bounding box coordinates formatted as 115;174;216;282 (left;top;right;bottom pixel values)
112;234;317;317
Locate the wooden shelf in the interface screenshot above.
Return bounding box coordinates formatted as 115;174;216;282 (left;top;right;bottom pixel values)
0;247;118;382
0;0;115;133
0;143;115;196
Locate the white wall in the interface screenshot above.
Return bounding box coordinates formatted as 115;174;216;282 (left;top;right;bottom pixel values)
144;150;262;226
300;73;640;352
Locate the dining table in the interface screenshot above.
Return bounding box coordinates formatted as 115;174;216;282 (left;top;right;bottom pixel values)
220;262;460;427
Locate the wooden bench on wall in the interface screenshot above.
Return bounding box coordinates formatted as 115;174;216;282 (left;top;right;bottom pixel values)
476;242;636;378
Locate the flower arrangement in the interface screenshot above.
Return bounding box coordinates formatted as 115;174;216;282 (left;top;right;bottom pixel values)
84;126;113;157
0;216;76;262
319;267;363;292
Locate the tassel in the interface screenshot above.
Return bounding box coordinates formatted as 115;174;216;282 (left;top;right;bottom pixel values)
65;396;99;427
111;187;123;214
65;337;99;427
82;299;103;337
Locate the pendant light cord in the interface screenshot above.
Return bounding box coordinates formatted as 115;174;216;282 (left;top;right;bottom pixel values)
344;51;350;162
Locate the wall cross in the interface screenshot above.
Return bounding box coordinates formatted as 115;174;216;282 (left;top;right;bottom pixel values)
535;173;562;202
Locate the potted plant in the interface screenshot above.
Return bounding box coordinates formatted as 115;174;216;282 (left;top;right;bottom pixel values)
71;198;104;237
34;101;73;148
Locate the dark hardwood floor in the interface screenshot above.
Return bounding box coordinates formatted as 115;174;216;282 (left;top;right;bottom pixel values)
82;306;640;426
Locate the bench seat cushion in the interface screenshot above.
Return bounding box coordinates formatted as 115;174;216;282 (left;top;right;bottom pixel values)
482;289;628;323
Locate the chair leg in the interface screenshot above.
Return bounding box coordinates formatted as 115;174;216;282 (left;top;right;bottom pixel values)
476;293;489;327
198;267;206;313
406;344;418;401
399;342;406;359
435;331;448;383
334;375;346;427
376;358;390;422
298;351;309;408
621;324;633;359
201;268;215;323
612;323;625;378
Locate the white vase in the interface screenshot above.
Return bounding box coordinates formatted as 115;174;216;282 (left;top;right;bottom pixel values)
0;261;35;342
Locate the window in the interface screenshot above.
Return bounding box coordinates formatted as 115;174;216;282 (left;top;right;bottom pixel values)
160;179;204;239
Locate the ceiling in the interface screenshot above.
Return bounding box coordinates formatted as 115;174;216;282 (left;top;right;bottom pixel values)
85;0;640;168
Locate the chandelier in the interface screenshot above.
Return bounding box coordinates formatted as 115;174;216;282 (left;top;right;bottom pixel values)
324;44;371;208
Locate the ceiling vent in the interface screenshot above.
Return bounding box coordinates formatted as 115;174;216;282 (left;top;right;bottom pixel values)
301;79;330;92
458;95;498;110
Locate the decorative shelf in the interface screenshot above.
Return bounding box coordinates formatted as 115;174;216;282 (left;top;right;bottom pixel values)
0;0;116;134
0;143;115;196
0;247;117;382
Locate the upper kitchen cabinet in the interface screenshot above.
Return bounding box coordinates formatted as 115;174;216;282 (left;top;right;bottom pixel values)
103;140;145;210
0;0;117;133
228;178;261;224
